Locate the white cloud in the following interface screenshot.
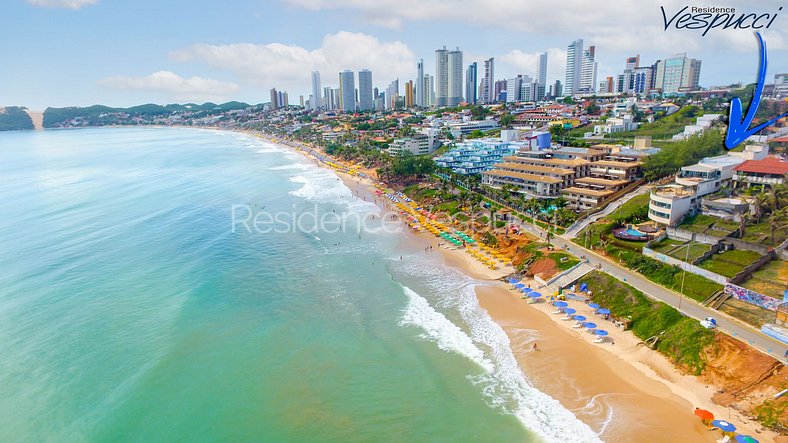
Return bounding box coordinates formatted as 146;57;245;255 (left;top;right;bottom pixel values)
26;0;98;9
170;31;416;91
98;71;240;102
499;48;567;84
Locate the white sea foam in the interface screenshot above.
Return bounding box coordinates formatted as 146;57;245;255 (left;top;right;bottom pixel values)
287;168;379;215
399;286;494;372
392;260;603;443
269;162;311;171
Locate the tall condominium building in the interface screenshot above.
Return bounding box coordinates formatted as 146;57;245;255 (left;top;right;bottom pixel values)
358;69;373;111
416;59;424;107
564;39;583;96
386;79;399;110
536;51;548;100
506;76;521;103
322;86;333;110
435;47;449;107
339;70;356;112
774;73;788;98
634;65;655;95
310;71;322;111
465;62;478;104
481;57;495;103
551;80;562;98
654;53;702;93
424;74;435;107
447;47;463;106
269;88;279;111
621;55;640;94
405;80;414;108
579;45;597;94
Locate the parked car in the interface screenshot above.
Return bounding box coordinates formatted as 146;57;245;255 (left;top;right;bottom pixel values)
700;317;718;329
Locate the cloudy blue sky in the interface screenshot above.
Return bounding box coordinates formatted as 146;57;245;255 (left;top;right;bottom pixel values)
2;0;786;109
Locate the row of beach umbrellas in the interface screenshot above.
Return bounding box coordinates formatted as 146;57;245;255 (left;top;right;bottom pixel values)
552;301;609;337
693;409;756;441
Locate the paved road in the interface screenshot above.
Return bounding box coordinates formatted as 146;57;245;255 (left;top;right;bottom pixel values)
513;210;788;362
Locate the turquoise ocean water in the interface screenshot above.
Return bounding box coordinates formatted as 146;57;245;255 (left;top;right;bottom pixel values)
0;128;601;442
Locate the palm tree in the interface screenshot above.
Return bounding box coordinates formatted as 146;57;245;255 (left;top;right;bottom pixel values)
768;208;788;245
489;206;498;232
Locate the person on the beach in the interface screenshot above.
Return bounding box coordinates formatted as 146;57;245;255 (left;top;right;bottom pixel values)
532;342;538;351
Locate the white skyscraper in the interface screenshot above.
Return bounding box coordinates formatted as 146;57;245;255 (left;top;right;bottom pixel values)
447;47;463;106
310;71;322;111
536;52;548;100
465;62;477;104
481;58;495;104
435;47;449;107
506;77;521;103
564;39;583;96
339;70;356;112
416;59;424;107
424;74;435;107
358;69;373;111
579;46;597;94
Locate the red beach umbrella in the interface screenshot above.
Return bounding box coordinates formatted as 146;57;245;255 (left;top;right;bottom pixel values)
694;408;714;421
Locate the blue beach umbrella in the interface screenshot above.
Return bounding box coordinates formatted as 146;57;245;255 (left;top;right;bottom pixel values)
528;292;542;298
712;420;736;433
583;322;597;329
514;283;525;289
588;303;601;309
735;435;759;443
563;308;576;315
572;315;587;322
595;330;608;336
508;278;520;284
521;287;533;294
597;308;611;315
553;301;568;308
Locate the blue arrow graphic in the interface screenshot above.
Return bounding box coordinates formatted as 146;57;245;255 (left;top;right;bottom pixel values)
725;31;788;150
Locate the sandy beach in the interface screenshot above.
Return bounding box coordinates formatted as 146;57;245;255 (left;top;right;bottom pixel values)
258;132;778;442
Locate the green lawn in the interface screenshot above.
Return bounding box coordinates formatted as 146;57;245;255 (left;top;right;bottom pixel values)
610;193;651;223
649;238;683;254
697;249;761;278
741;220;788;246
742;260;788;298
667;242;711;263
548;252;580;271
679;213;718;233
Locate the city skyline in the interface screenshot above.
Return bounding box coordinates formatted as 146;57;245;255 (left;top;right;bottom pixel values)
2;0;787;108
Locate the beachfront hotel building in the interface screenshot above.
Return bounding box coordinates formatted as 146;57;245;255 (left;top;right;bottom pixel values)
481;145;648;202
648;146;769;226
434;139;517;175
732;154;788;188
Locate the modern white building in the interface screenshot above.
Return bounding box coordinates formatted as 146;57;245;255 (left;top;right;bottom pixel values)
592;115;638;135
481;58;495;104
310;71;322;111
579;46;597;94
448;47;464;106
387;133;438;156
774;73;788;98
654;53;702;93
435;47;449;107
506;77;522;103
648;147;768;226
424;74;435;107
564;39;583;96
536;52;548;100
416;59;425;107
448;119;499;138
358;69;373;111
339;70;356;112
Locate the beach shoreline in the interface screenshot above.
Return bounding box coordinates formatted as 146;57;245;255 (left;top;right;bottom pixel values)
251;130;779;442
